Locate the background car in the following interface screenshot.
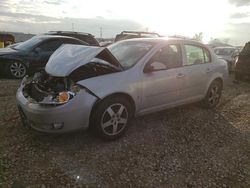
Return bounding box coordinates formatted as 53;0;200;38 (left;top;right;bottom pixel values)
44;31;100;46
0;35;88;78
235;42;250;81
114;31;161;42
0;33;15;48
213;47;240;71
99;41;113;47
16;38;228;140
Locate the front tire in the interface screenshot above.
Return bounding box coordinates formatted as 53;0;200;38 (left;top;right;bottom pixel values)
202;80;222;108
92;97;132;140
5;61;27;79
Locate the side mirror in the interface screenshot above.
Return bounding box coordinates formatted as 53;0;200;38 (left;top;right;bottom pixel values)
144;64;155;73
144;61;166;73
34;47;42;54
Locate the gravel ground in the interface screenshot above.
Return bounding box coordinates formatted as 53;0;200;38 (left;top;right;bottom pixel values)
0;76;249;187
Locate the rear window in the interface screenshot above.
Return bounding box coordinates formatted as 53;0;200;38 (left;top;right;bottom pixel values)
76;35;99;46
185;45;211;65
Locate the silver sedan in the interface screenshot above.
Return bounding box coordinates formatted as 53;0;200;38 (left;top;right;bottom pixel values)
16;38;228;140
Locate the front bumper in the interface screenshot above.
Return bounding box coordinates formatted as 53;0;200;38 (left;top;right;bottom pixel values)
16;86;98;133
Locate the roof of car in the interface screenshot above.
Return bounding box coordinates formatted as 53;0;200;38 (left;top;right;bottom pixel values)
119;31;161;36
35;35;81;40
118;37;201;44
32;35;88;46
46;31;94;36
43;31;99;46
36;35;89;42
214;46;236;49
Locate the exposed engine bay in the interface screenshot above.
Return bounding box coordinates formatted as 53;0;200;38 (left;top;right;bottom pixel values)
22;60;119;104
21;45;123;104
22;70;76;104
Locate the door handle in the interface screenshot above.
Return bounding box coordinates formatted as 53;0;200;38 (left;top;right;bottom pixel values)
206;68;213;73
176;73;185;78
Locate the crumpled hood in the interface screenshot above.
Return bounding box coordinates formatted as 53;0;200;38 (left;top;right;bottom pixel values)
45;44;105;77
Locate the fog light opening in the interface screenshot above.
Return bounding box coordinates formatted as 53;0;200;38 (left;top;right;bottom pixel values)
52;122;64;130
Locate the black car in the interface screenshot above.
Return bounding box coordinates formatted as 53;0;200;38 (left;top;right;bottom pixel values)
45;31;100;46
114;31;161;42
235;42;250;81
0;35;87;78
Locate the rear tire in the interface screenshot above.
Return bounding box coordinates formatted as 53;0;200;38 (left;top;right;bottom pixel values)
202;80;222;108
92;97;132;140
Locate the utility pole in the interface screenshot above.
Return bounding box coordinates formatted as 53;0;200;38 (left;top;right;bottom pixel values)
100;27;103;39
72;23;74;31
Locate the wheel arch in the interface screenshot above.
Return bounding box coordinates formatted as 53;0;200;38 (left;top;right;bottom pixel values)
213;77;223;88
201;77;223;108
206;76;224;93
89;92;136;128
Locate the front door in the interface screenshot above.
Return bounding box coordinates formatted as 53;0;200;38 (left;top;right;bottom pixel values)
141;44;184;113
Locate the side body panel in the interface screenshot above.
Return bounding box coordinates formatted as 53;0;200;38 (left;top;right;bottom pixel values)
77;41;228;117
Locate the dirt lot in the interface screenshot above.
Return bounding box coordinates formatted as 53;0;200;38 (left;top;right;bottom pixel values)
0;76;249;187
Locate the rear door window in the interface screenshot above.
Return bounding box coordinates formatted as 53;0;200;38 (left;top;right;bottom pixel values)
64;38;83;45
184;45;211;65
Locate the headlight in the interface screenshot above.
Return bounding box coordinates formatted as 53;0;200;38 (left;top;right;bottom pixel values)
58;92;70;104
53;85;81;104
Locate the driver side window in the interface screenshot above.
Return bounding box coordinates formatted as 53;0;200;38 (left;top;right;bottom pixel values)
37;40;63;52
147;44;182;71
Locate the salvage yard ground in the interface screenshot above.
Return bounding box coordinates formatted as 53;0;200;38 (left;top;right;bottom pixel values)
0;75;249;187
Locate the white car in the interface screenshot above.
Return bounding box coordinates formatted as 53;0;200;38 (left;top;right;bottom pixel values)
214;47;240;71
16;38;228;140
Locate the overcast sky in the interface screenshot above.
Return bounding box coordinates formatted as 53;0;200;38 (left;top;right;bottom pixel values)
1;0;250;45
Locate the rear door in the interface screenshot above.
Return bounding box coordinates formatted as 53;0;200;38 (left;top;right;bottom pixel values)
177;44;213;101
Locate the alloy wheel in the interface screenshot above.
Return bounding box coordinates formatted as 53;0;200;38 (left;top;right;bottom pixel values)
101;103;128;136
10;62;26;78
208;84;220;106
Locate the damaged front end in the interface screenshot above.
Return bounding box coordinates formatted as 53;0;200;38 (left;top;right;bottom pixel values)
21;71;81;105
21;44;122;105
16;44;123;132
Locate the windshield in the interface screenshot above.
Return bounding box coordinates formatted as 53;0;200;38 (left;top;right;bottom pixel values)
13;37;43;51
108;40;153;69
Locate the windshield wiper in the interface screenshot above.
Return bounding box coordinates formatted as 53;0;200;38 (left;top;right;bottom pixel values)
96;48;124;71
